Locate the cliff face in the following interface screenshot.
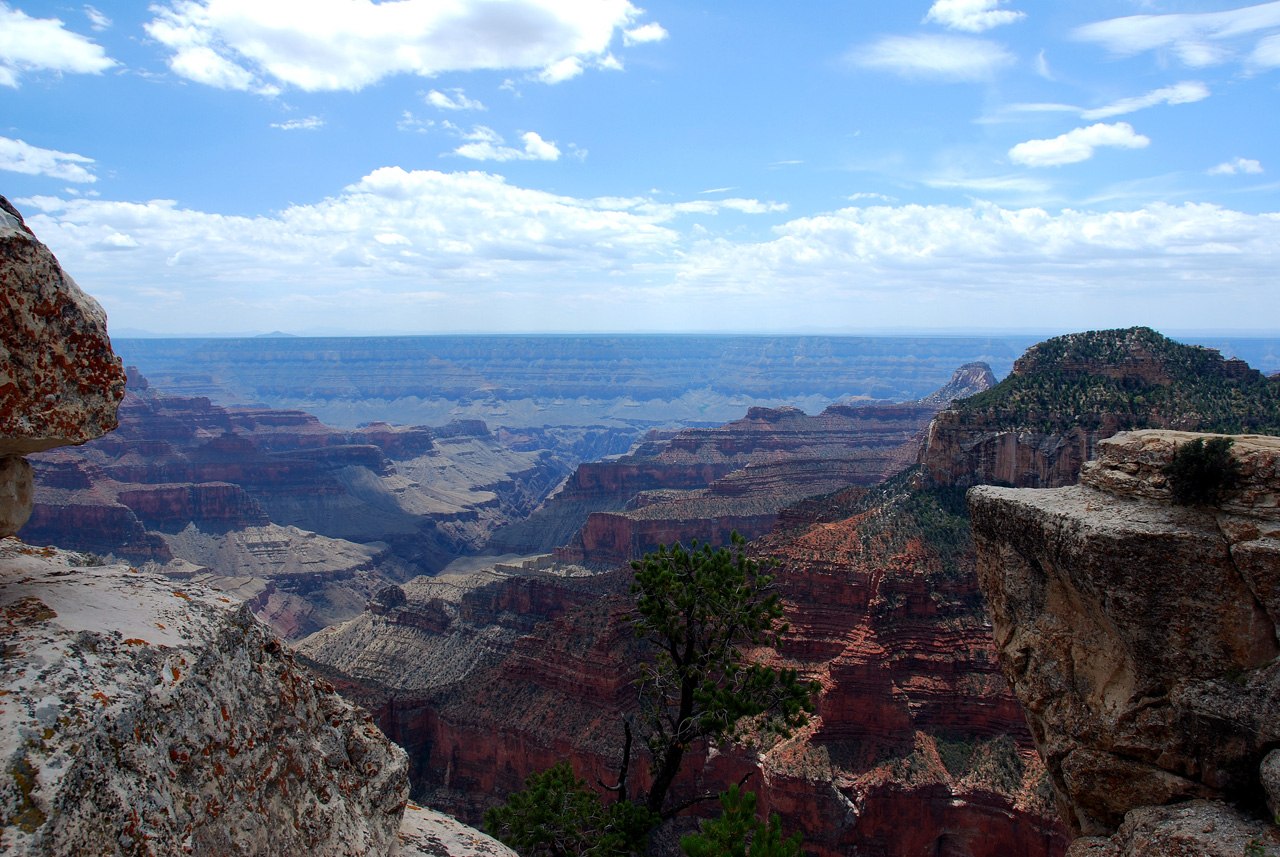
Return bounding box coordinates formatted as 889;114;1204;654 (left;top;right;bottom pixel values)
922;327;1280;489
509;364;995;564
307;471;1067;857
969;430;1280;850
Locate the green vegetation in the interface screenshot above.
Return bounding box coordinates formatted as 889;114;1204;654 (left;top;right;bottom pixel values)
1163;436;1242;506
485;532;817;854
483;762;655;857
680;785;804;857
630;531;818;817
952;327;1280;435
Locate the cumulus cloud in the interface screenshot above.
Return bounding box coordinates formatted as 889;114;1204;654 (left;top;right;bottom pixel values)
850;34;1016;81
624;22;667;44
672;202;1280;314
0;2;116;87
145;0;643;92
1208;157;1264;175
18;177;1280;331
1009;122;1150;167
425;88;485;111
536;56;585;84
271;115;324;130
0;136;96;182
1073;1;1280;68
1081;81;1210;119
924;0;1025;33
454;130;561;162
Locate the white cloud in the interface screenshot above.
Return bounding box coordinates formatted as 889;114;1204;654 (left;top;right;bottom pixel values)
698;187;739;194
0;136;96;182
924;173;1053;194
1255;32;1280;64
83;5;111;31
1081;81;1210;119
536;56;584;83
425;89;485;111
397;111;433;133
145;0;640;93
848;192;899;202
0;2;116;87
624;22;668;45
1034;49;1052;78
850;34;1016;81
1009;122;1150;167
1073;1;1280;68
672;202;1280;311
17;179;1280;331
271;115;324;130
924;0;1025;33
1208;157;1265;175
453;130;562;162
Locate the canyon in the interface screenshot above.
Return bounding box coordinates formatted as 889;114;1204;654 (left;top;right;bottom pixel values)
8;182;1280;855
18;366;595;640
0;196;515;856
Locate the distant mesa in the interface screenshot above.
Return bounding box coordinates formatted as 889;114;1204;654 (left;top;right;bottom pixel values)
255;330;298;337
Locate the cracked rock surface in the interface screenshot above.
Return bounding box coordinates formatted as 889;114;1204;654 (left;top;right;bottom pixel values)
0;538;408;856
969;431;1280;839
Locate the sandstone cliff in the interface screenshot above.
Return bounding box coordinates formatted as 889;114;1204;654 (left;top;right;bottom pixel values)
922;327;1280;489
969;430;1280;852
503;363;995;564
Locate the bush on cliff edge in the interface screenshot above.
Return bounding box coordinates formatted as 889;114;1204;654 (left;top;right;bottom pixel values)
1163;436;1242;506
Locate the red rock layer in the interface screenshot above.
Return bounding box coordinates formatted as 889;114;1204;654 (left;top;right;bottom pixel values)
322;473;1065;856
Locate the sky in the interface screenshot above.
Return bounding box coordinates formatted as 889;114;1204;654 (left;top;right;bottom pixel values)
1;0;1278;335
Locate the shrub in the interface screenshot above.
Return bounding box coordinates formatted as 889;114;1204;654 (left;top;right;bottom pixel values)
1162;436;1242;506
680;785;804;857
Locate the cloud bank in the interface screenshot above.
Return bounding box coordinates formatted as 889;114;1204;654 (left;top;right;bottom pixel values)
145;0;652;92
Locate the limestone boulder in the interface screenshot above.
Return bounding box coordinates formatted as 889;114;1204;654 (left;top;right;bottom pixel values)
0;196;124;456
969;431;1280;838
1066;801;1278;857
0;539;409;856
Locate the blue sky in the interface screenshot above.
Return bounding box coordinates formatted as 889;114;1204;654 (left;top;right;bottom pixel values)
2;0;1278;335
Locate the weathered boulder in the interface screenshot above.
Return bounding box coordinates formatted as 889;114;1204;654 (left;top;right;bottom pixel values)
0;196;125;538
393;804;515;856
0;197;125;456
1066;800;1278;857
969;430;1280;839
0;539;408;855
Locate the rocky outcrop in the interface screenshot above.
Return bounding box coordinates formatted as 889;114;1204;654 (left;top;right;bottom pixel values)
0;540;408;855
969;430;1280;843
0;197;125;536
923;328;1280;489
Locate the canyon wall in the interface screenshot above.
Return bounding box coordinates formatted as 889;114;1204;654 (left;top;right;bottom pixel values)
19;368;585;638
505;363;995;563
969;430;1280;854
922;327;1280;489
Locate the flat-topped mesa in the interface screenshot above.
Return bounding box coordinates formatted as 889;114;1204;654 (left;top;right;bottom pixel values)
0;197;125;536
922;327;1280;489
968;430;1280;848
